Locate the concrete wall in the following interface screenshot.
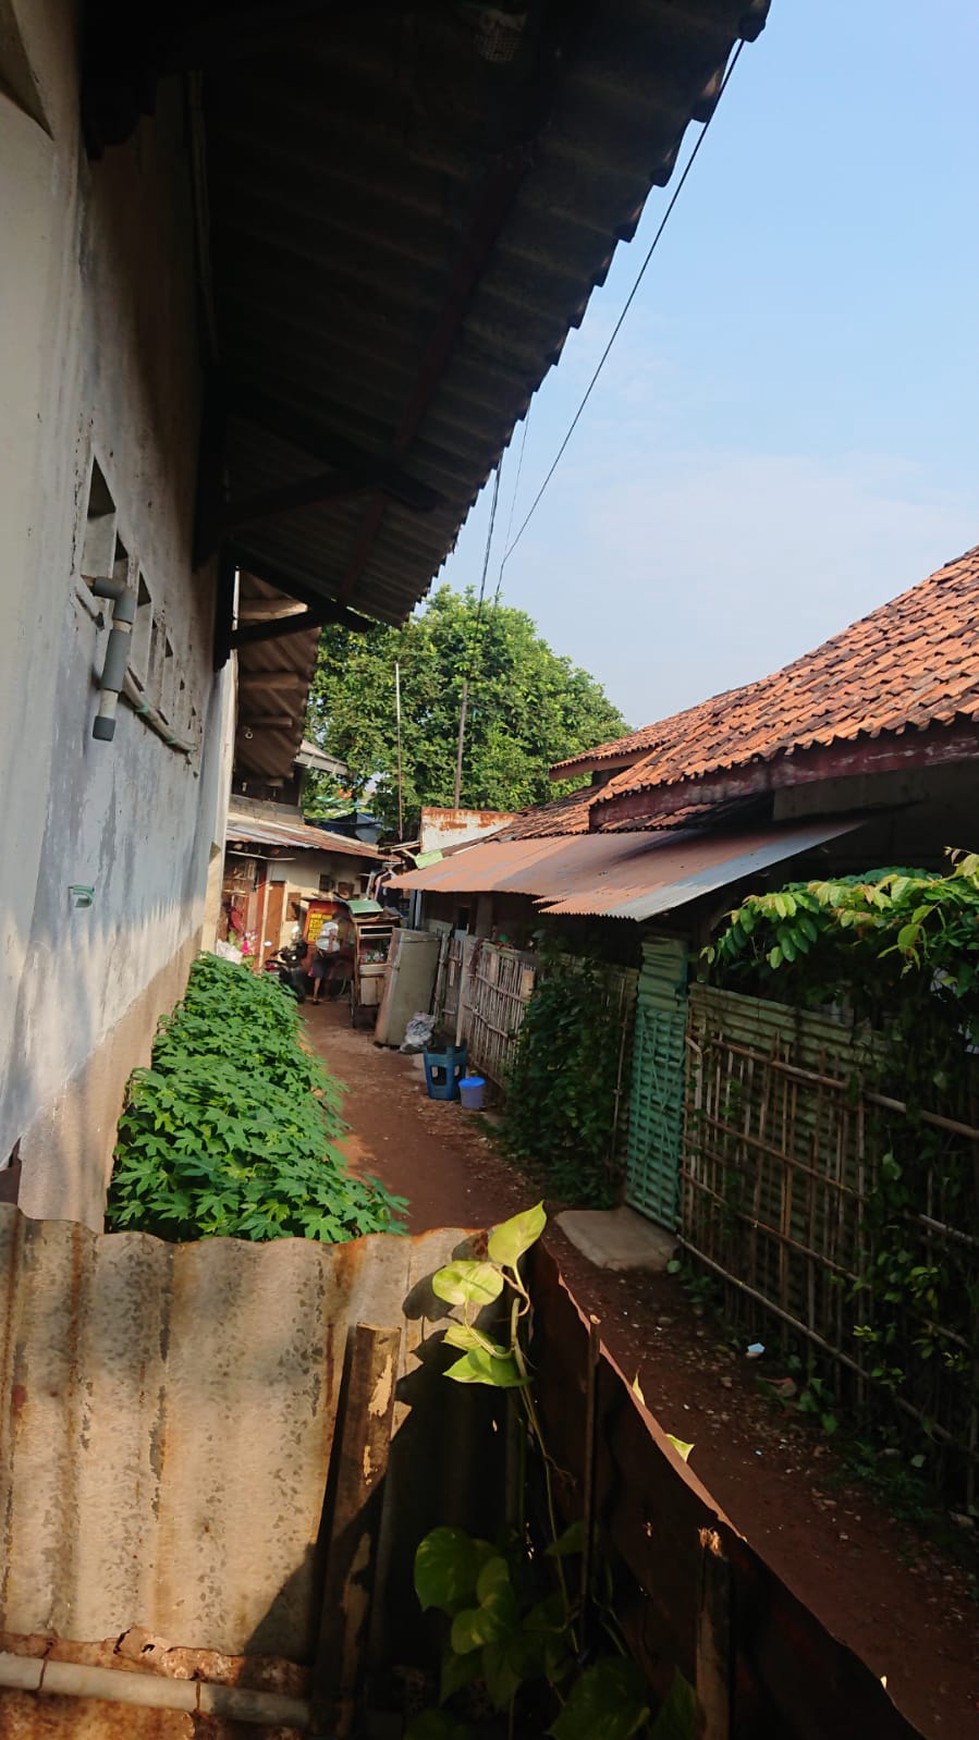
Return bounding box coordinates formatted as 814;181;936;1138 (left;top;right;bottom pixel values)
0;4;234;1224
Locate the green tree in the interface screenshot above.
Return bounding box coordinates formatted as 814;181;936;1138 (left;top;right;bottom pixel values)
304;586;628;835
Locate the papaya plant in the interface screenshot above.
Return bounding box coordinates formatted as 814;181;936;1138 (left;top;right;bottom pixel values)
405;1205;696;1740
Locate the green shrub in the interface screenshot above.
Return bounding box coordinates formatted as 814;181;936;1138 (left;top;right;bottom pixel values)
501;945;631;1206
107;953;405;1243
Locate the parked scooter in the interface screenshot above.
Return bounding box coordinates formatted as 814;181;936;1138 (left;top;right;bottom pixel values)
263;938;309;1001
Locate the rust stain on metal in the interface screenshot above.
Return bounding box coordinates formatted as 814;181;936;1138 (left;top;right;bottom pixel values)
0;1208;461;1662
390;820;868;920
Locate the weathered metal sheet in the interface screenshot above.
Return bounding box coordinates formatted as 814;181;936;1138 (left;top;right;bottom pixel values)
418;808;516;854
0;1209;467;1659
226;811;381;859
528;1245;924;1740
389;820;868;918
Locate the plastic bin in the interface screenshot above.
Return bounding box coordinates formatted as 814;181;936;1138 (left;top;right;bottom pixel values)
423;1044;468;1101
459;1076;486;1111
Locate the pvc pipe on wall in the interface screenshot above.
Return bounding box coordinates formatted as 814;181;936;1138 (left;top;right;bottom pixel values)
91;577;136;741
0;1650;314;1729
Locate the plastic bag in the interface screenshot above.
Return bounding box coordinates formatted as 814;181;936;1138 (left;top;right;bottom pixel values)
400;1012;436;1053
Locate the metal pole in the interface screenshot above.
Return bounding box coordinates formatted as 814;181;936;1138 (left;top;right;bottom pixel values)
453;677;468;809
394;660;404;839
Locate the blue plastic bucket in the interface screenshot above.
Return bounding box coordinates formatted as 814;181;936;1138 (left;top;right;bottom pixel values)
459;1075;486;1111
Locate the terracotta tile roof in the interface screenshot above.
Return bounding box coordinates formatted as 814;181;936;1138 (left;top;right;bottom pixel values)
496;785;598;839
583;544;979;807
495;785;763;841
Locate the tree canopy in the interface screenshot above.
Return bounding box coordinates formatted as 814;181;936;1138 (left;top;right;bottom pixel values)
304;585;628;836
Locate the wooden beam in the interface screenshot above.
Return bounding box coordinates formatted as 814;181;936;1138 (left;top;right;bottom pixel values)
228;550;376;634
696;1530;733;1740
231;610;325;651
237;670;306;691
223;382;444;513
237;598;309;622
312;1322;401;1738
592;723;979;830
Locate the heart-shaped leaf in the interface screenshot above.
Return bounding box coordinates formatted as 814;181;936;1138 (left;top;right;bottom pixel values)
487;1203;546;1270
432;1261;505;1308
548;1659;649;1740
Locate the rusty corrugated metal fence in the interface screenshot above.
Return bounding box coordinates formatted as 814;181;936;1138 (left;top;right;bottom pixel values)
0;1207;466;1659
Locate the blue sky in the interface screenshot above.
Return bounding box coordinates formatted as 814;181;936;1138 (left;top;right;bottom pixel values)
438;0;979;728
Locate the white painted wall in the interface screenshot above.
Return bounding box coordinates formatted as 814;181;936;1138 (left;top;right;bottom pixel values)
0;3;234;1215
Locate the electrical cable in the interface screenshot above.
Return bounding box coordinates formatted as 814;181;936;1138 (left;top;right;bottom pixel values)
494;406;532;606
501;38;745;565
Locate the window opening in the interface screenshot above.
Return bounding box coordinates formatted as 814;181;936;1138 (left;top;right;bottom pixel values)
81;461;116;584
130;573;152;685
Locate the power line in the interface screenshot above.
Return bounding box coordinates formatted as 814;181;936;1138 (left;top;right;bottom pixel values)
494;406;532;606
454;456;503;805
501;38;745;565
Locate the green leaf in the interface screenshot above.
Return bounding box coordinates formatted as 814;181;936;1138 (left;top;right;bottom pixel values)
444;1348;526;1388
546;1519;586;1558
548;1658;650;1740
666;1435;694;1463
442;1322;508;1358
482;1628;548;1709
414;1527;492;1614
487;1202;546;1269
650;1669;698;1740
432;1261;505;1309
475;1555;512;1604
450;1595;515;1655
439;1646;482;1704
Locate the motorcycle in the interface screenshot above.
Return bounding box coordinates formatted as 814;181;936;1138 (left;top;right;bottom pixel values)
263;938;309;1001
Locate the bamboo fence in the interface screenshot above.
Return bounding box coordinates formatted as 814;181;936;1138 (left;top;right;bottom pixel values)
682;985;979;1505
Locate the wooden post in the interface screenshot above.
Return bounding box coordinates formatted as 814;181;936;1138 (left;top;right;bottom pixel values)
696;1528;733;1739
311;1323;402;1738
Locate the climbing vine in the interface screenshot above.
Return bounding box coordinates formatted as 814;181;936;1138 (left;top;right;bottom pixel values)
704;854;979;1495
406;1205;697;1740
501;942;633;1206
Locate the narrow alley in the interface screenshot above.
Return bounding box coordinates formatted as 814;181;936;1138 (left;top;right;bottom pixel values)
307;1001;979;1740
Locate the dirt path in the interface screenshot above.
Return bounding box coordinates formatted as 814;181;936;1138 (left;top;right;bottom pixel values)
307;1002;978;1740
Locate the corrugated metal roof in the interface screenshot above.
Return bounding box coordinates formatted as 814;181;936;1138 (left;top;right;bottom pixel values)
389;818;869;919
227;806;381;859
201;0;770;625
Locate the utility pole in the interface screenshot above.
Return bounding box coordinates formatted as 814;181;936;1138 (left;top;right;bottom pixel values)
453;678;468;809
394;660;404;839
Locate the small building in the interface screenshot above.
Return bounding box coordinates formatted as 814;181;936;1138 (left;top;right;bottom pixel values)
223;800;384;963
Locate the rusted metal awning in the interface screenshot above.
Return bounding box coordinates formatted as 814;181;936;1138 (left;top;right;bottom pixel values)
389;819;869;920
227;808;381;860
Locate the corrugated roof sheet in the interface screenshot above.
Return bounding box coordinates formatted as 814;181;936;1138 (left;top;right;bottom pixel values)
0;1206;467;1658
227;807;381;860
556;546;979;810
389;818;867;920
202;0;770;626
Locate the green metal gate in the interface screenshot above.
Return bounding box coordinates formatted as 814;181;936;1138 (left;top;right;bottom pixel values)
624;935;688;1228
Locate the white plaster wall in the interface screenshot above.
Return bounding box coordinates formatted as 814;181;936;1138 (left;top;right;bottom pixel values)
0;3;233;1205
